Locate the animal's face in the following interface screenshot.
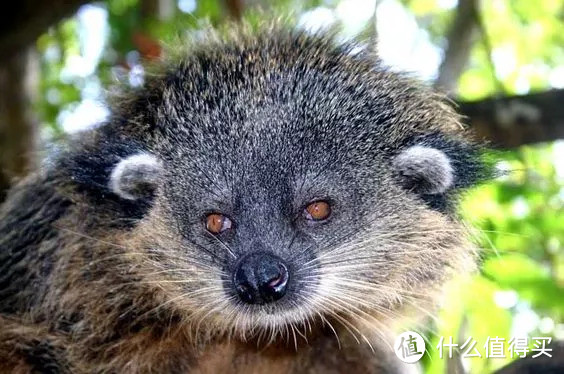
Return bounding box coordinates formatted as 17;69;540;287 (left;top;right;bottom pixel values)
71;31;485;340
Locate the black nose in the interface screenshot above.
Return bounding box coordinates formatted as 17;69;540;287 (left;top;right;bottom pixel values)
233;252;289;304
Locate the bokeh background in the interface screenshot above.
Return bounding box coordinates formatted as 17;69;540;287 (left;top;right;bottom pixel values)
0;1;562;373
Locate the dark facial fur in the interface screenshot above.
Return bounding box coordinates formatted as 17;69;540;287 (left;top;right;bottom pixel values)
0;25;488;372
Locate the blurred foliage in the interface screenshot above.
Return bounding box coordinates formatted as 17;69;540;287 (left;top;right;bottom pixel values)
459;0;564;100
32;0;563;373
36;19;82;136
426;143;564;373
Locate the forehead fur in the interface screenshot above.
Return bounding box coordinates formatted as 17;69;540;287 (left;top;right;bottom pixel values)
109;26;463;154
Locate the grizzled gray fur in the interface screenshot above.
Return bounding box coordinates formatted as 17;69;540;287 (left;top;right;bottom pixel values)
0;25;487;373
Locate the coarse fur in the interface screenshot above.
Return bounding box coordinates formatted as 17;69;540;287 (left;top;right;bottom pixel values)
0;23;489;373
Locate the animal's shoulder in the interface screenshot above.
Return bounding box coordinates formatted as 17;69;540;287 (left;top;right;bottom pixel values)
0;172;71;314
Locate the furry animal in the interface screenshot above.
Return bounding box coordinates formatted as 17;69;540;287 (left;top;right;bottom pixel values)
0;24;488;373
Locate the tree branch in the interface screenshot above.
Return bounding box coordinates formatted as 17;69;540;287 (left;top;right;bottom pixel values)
457;88;564;148
493;342;564;374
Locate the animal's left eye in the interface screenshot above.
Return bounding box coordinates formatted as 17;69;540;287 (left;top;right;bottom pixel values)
205;213;233;234
304;201;331;221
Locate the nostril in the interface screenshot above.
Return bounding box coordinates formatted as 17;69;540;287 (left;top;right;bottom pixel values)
235;283;254;304
260;262;289;302
265;263;288;289
268;274;282;288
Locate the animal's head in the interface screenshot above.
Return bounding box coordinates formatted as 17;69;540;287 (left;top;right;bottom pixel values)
64;28;488;343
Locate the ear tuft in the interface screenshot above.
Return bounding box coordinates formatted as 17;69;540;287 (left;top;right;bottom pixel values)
393;145;454;195
109;153;162;200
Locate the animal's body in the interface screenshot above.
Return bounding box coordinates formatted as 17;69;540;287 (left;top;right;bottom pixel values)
0;25;487;373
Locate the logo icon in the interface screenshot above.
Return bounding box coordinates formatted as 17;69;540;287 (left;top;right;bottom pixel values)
395;331;426;363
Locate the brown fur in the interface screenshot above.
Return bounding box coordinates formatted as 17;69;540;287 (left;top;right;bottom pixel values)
0;176;470;372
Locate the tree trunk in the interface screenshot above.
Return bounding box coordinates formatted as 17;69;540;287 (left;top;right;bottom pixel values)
435;0;479;94
0;48;39;201
0;0;90;61
224;0;244;20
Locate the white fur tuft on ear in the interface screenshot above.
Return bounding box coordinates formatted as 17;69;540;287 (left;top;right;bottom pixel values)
393;145;454;194
109;153;162;200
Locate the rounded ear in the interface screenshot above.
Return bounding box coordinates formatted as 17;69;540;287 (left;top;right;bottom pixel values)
393;145;454;195
109;153;162;200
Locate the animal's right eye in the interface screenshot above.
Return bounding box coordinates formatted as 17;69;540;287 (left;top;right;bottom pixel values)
304;201;331;221
205;213;233;234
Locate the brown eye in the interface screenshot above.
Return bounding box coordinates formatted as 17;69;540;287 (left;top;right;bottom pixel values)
304;201;331;221
205;213;232;234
